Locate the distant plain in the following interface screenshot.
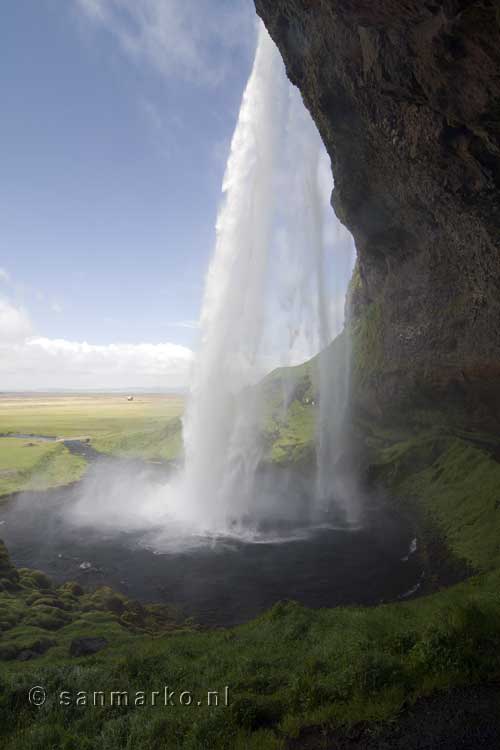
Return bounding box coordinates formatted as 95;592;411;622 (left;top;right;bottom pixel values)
0;394;184;497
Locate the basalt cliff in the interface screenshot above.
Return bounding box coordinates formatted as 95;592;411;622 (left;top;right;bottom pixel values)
255;0;500;432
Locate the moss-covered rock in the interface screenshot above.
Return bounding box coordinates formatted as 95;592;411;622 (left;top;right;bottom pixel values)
0;541;20;591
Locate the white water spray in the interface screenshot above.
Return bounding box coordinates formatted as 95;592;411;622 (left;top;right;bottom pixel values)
179;25;288;533
175;23;356;535
58;23;356;550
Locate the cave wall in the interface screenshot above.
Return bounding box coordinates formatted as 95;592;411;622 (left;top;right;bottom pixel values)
254;0;500;431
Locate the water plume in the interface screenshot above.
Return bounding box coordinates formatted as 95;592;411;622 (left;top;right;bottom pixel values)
55;23;357;548
179;24;289;533
177;22;356;535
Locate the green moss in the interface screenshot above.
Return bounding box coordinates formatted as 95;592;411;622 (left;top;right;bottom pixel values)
18;569;53;591
351;301;385;386
347;259;362;303
0;541;189;677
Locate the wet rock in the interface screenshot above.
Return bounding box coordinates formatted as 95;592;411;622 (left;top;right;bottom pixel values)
1;638;56;662
16;650;38;661
255;0;500;431
69;637;108;657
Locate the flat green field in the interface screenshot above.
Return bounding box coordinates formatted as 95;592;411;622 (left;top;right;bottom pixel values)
0;393;184;439
0;394;184;497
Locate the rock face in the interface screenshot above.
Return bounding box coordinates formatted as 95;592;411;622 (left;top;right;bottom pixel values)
254;0;500;430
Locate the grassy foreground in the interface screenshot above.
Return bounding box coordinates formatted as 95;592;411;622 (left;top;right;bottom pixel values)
1;425;500;747
2;381;500;747
1;550;500;749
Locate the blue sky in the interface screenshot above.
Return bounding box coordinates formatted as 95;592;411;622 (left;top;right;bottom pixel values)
0;0;256;389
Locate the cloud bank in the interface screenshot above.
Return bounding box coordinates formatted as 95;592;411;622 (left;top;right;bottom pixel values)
0;297;193;390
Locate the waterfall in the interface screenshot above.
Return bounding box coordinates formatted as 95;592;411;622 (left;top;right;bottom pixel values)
179;24;288;533
175;22;355;536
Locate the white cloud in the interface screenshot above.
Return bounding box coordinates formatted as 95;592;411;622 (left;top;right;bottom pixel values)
0;299;193;390
50;301;63;314
0;268;10;284
0;298;33;343
75;0;254;86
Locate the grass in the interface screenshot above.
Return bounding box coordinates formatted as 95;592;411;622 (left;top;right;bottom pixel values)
0;395;184;495
259;333;348;468
92;417;183;463
1;532;500;749
0;394;183;452
371;433;500;572
0;438;86;498
260;359;316;467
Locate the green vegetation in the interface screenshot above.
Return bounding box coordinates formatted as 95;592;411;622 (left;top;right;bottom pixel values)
2;371;500;746
0;540;185;658
369;431;500;572
1;530;500;749
0;395;184;496
259;332;348;468
351;300;385;387
0;438;86;498
92;417;183;463
260;359;316;466
0;394;183;459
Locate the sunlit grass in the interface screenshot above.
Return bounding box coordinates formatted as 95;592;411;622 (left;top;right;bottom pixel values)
0;395;184;494
0;438;86;498
0;394;184;441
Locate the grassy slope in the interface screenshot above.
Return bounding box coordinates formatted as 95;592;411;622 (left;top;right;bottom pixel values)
368;430;500;572
260;333;348;467
1;544;500;750
0;438;86;498
260;359;316;466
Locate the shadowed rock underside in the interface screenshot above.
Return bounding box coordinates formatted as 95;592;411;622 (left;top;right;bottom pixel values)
255;0;500;431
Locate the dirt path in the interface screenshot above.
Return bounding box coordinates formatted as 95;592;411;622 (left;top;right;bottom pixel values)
287;684;500;750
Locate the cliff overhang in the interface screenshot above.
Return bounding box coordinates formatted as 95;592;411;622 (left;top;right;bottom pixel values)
255;0;500;431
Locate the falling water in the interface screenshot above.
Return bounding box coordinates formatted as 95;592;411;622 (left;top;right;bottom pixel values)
177;23;355;536
179;25;288;533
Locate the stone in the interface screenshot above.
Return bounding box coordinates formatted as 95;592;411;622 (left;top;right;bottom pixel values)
69;637;108;657
254;0;500;432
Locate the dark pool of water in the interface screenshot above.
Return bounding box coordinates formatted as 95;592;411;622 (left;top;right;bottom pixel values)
0;459;422;627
